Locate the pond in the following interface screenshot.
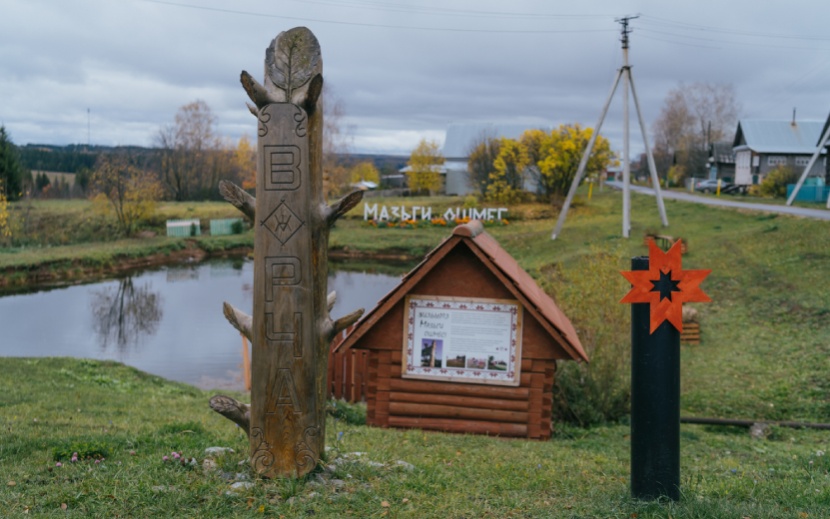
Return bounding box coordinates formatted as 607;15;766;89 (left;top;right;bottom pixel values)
0;258;409;392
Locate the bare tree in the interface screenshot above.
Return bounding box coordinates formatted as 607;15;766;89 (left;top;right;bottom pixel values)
466;131;501;197
321;84;353;198
91;154;163;236
156;100;228;200
652;82;740;181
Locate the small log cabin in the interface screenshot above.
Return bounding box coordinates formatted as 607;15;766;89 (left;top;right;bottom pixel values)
331;220;588;440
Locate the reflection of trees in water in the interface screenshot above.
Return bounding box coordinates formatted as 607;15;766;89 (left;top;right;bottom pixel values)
90;277;163;353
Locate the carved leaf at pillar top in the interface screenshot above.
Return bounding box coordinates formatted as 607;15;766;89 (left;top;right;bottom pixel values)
265;27;321;102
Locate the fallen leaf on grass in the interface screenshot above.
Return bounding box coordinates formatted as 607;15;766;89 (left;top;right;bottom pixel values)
7;481;15;486
381;501;390;508
402;498;409;504
61;503;67;510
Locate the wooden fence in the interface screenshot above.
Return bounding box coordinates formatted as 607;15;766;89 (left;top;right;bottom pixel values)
327;327;369;402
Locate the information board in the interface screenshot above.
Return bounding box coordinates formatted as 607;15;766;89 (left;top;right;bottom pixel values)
402;295;522;386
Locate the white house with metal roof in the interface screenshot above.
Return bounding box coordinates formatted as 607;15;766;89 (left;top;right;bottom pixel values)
441;123;550;195
732;119;826;186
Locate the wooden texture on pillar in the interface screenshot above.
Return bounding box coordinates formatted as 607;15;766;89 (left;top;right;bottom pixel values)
209;27;364;479
250;101;319;477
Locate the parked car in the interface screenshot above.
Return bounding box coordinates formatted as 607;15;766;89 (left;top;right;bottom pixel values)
694;179;733;194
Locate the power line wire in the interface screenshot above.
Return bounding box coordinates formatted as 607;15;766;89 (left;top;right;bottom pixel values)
141;0;617;34
637;26;830;52
278;0;613;20
639;14;830;43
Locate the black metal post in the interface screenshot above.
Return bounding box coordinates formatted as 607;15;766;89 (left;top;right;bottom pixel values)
630;256;680;501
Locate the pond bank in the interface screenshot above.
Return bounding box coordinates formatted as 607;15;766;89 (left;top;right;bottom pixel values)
0;238;421;294
0;240;250;294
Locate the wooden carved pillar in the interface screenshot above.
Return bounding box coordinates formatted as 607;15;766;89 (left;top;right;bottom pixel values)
250;102;319;476
209;27;364;479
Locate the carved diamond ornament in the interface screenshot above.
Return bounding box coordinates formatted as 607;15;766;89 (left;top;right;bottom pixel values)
261;200;305;245
620;239;711;333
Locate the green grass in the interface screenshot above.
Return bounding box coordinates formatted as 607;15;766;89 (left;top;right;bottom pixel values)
0;358;828;517
3;199;244;248
1;190;830;516
0;200;253;290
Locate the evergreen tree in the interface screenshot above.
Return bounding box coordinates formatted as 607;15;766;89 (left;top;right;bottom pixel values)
0;126;28;200
36;172;51;193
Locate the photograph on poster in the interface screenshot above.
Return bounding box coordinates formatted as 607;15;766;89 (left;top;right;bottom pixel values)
420;339;443;367
403;295;523;386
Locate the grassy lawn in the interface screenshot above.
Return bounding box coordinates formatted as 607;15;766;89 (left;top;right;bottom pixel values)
1;190;829;516
0;358;828;518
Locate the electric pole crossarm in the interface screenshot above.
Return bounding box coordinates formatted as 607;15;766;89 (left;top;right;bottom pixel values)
551;67;625;240
629;72;669;227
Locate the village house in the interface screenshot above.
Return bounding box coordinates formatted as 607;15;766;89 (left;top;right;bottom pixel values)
732;118;827;186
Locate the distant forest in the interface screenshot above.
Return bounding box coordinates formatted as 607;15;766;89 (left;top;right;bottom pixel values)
18;144;407;176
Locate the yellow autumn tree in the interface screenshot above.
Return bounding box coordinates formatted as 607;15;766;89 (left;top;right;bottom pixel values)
0;181;11;242
536;124;613;198
348;161;380;185
406;138;444;195
486;138;529;204
91;155;163;237
235;135;257;191
520;128;547;166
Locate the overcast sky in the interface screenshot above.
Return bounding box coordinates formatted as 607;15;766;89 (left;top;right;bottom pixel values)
2;0;829;156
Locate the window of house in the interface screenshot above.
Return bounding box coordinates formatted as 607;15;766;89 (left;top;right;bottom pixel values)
768;156;787;166
795;157;810;167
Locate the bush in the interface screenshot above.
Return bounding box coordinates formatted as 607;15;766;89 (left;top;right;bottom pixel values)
538;248;630;426
667;165;686;188
230;219;245;234
327;399;366;425
759;166;798;198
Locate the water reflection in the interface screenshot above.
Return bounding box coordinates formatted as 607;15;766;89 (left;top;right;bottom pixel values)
0;258;408;390
90;277;163;353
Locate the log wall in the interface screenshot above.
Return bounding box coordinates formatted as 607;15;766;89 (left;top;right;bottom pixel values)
364;349;556;440
680;323;700;345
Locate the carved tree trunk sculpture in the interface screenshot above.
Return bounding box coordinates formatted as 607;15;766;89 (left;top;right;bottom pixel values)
209;27;364;479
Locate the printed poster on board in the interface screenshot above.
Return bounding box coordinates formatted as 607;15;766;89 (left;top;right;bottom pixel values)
402;295;523;386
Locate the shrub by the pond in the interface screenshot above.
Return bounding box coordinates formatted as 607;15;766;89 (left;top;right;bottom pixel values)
540;248;630;427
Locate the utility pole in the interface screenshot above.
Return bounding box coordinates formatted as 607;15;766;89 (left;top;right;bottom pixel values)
552;16;668;240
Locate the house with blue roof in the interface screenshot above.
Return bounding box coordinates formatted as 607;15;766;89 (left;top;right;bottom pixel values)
732;119;827;186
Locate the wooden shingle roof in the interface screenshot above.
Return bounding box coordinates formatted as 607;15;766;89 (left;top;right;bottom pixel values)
332;220;588;363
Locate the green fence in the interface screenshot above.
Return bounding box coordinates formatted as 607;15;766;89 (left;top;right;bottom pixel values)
786;184;830;203
166;219;201;237
209;218;245;236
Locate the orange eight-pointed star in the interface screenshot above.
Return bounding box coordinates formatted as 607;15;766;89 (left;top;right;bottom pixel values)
620;239;711;333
